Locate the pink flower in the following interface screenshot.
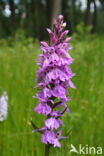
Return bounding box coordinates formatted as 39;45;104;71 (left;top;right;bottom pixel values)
0;92;8;122
35;102;52;115
33;15;76;148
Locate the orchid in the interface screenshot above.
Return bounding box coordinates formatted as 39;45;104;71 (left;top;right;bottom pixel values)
0;91;8;122
32;14;76;154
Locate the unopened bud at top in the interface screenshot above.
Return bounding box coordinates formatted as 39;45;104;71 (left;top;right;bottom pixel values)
62;22;66;28
53;18;57;25
58;15;64;22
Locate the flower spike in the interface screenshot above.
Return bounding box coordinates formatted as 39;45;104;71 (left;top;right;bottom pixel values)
33;15;76;148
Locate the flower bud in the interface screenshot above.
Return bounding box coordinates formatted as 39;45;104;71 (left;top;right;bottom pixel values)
62;22;66;28
58;15;64;22
53;18;57;25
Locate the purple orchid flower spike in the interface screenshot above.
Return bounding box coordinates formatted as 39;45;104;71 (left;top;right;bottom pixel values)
32;14;76;155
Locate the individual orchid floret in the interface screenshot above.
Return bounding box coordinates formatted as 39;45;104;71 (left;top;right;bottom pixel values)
0;91;8;122
45;110;64;130
46;28;57;44
35;100;52;115
33;126;55;144
54;129;68;147
32;15;76;150
41;129;55;144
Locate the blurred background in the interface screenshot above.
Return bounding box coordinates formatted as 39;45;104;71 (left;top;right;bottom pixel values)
0;0;104;39
0;0;104;156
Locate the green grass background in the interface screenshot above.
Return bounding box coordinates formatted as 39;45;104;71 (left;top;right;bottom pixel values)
0;36;104;156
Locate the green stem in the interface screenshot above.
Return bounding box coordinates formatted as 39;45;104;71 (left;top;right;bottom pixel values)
45;144;50;156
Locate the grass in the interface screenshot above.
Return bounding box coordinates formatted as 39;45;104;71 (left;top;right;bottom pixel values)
0;36;104;156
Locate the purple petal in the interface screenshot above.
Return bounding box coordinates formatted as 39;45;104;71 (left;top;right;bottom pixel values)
41;133;48;144
65;37;72;42
68;79;76;89
59;136;69;140
32;127;46;133
35;103;52;115
46;28;57;44
59;30;69;40
57;118;64;126
40;41;48;47
45;118;60;130
54;139;61;148
56;129;63;137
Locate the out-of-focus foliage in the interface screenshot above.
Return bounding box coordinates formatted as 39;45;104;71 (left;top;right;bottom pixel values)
0;0;104;40
72;22;93;41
